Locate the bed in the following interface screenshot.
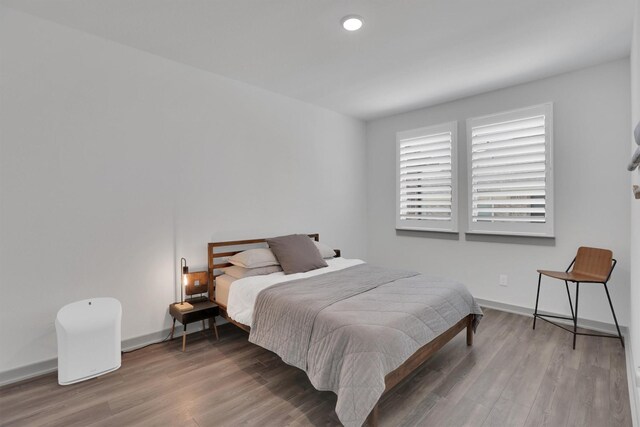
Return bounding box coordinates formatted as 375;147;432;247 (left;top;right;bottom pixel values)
207;234;482;427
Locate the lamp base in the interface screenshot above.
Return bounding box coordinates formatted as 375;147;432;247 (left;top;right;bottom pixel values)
174;302;193;312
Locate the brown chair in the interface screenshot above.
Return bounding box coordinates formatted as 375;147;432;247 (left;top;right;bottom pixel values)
533;246;622;349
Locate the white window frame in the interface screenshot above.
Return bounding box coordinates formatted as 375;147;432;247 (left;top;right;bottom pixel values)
466;103;554;237
396;121;458;232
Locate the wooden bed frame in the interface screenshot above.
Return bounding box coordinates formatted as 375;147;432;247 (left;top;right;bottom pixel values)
207;234;475;426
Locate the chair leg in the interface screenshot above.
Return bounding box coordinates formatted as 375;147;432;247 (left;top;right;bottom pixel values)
564;280;575;320
573;282;580;350
603;283;624;348
533;273;542;330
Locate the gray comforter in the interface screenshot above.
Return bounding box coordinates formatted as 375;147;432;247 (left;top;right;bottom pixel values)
249;264;483;427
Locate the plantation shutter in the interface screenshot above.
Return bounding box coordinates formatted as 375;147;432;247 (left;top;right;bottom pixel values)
396;122;458;232
467;104;554;236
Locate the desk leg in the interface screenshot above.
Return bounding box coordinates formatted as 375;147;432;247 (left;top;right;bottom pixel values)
201;320;206;337
170;318;176;340
212;317;219;341
182;324;187;352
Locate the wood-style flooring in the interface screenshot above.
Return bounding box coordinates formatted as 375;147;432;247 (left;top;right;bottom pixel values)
0;308;632;427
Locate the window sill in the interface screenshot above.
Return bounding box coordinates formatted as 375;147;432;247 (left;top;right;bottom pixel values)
396;227;458;234
396;228;460;241
465;232;555;246
465;231;555;239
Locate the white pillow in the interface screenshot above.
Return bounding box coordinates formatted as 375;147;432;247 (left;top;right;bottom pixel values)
222;265;282;279
314;241;336;259
228;248;279;268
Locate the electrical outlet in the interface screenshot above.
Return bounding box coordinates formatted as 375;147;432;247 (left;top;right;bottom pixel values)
499;274;508;287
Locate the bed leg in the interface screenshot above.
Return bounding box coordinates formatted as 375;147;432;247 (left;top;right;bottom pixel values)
466;315;474;346
366;404;379;427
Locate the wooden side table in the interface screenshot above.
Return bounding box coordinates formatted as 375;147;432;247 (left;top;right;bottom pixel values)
169;300;219;351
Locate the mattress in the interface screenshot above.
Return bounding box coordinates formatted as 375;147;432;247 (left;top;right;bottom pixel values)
214;274;236;307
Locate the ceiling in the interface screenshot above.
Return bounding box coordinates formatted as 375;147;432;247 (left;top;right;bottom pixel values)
1;0;634;120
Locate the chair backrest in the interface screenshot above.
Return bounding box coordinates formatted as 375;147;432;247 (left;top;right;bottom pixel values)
572;247;613;281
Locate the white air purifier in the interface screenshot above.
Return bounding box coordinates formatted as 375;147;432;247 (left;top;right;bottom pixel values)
55;297;122;385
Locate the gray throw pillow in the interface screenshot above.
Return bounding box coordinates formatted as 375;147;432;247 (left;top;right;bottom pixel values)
267;234;328;274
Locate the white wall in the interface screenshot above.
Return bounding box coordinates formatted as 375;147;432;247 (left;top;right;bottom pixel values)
366;59;631;326
629;0;640;402
0;7;367;374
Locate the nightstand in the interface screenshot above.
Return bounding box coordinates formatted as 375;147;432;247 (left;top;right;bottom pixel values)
169;300;219;351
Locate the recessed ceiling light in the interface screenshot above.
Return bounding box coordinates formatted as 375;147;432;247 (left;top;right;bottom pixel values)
341;15;364;32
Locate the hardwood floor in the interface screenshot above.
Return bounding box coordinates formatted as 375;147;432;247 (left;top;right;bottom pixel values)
0;308;632;427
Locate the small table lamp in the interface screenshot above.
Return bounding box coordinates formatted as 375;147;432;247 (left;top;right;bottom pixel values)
175;258;193;312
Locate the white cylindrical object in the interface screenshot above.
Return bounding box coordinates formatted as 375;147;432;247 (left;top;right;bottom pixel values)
55;297;122;385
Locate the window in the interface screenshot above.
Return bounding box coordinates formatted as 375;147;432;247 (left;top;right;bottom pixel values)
396;122;458;232
467;103;554;237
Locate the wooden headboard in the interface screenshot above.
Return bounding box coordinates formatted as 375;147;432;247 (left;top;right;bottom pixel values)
207;233;320;302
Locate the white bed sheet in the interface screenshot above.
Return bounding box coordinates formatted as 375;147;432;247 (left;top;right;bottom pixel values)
227;257;364;327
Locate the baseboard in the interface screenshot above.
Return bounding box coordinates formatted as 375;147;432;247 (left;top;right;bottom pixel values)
0;359;59;389
0;319;225;388
475;297;627;336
